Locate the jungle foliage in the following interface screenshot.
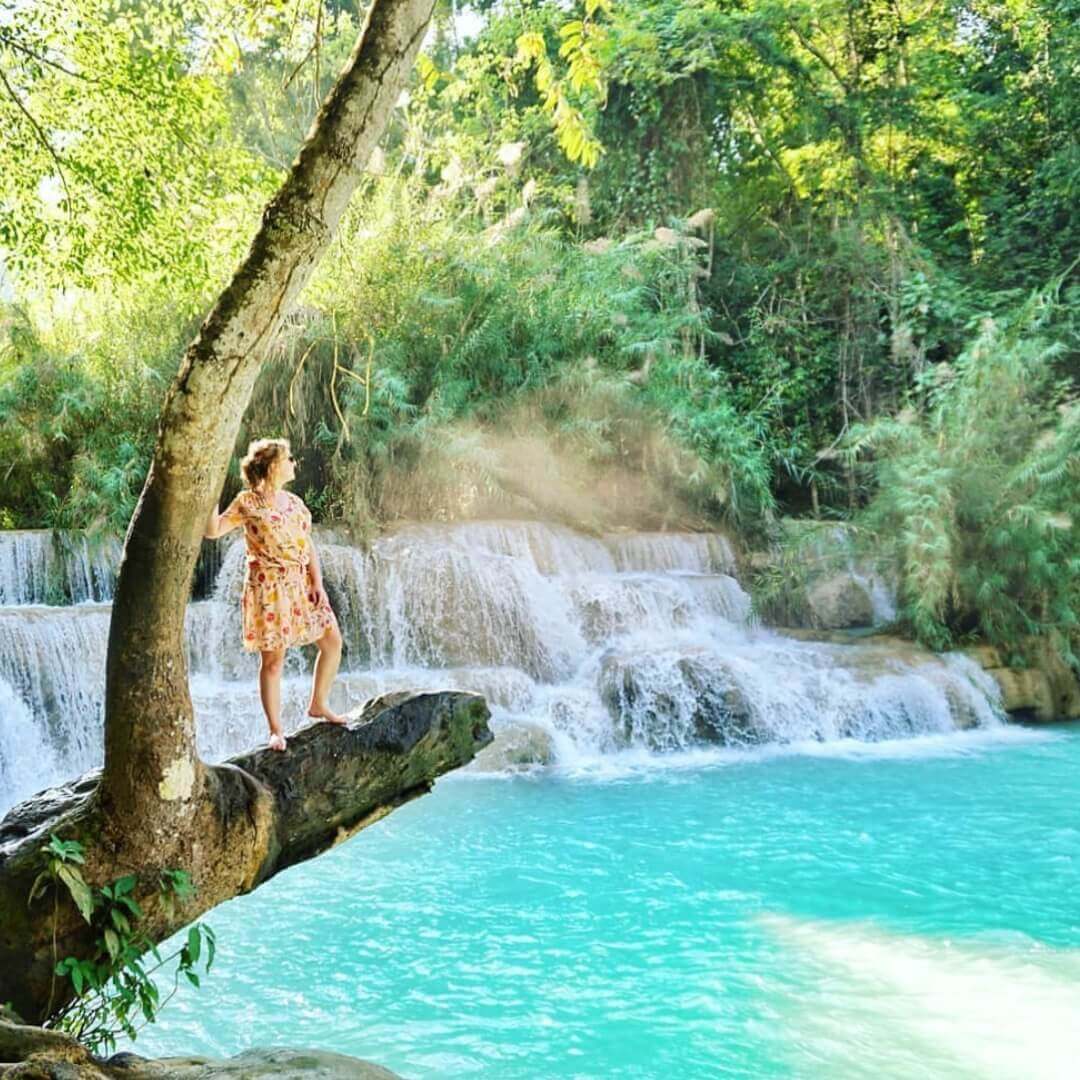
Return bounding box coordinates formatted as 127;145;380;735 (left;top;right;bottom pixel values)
0;0;1077;650
30;835;216;1054
847;280;1080;656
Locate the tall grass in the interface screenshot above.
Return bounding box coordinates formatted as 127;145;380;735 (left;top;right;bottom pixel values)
846;280;1080;659
243;175;775;532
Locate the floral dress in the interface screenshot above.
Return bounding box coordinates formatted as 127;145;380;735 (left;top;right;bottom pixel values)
220;489;337;653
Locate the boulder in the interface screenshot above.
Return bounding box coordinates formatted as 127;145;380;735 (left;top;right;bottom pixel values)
0;1016;403;1078
753;519;899;631
468;722;555;771
805;574;874;629
110;1048;403;1078
963;640;1080;723
987;666;1056;721
598;649;759;749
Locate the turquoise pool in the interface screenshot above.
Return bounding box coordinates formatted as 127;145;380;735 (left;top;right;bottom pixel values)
128;727;1080;1079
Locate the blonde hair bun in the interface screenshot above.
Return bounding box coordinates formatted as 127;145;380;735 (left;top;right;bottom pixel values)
240;437;290;489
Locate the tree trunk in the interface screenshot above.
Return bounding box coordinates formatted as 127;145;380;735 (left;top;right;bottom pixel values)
0;692;492;1024
0;0;464;1028
103;0;436;826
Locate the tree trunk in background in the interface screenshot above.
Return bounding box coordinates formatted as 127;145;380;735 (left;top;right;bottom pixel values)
102;0;436;826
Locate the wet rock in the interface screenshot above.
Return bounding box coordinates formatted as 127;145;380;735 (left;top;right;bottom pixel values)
0;1015;403;1079
805;574;873;629
963;640;1080;723
108;1048;403;1078
753;520;898;630
468;722;555;771
598;650;760;749
988;667;1056;721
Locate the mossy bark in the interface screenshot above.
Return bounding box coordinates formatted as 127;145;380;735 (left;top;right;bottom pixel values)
0;692;491;1025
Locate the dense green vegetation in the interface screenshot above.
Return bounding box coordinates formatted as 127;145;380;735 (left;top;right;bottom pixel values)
1;0;1077;654
848;281;1080;656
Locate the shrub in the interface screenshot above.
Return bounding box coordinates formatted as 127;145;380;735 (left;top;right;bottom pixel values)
845;280;1080;660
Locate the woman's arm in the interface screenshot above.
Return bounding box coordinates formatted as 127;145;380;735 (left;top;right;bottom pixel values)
205;493;244;539
306;538;332;609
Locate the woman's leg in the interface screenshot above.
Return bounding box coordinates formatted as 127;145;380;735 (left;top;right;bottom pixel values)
259;648;288;750
307;620;346;724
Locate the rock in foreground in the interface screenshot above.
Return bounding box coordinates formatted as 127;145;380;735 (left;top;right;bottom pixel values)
467;721;555;772
0;1014;403;1078
110;1047;403;1078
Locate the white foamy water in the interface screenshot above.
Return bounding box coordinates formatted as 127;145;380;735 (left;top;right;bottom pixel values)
0;603;110;804
0;674;56;804
0;530;120;605
537;724;1055;785
0;521;1007;815
604;530;737;575
763;913;1080;1079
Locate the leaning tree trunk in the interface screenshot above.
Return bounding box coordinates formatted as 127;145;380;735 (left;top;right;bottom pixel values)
0;0;466;1027
0;692;492;1024
103;0;435;825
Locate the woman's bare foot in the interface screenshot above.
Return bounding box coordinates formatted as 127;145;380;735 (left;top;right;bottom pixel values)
307;704;347;725
268;731;288;752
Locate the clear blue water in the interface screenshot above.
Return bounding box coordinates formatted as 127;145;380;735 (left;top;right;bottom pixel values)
129;728;1080;1079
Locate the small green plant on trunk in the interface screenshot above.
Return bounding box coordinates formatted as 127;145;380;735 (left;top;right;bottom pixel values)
29;835;216;1054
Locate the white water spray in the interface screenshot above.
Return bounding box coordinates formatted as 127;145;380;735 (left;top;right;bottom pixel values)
0;520;1006;814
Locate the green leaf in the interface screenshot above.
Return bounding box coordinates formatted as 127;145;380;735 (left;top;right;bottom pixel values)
57;864;94;923
104;928;121;962
47;836;86;864
186;926;201;966
119;895;143;918
113;875;136;897
28;870;51;905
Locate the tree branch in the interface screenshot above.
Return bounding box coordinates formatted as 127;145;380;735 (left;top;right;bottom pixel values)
0;63;74;222
0;690;492;1023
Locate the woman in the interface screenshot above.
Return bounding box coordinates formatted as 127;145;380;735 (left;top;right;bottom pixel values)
204;437;345;751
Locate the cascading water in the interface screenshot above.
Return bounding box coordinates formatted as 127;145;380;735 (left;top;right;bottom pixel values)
0;604;110;789
800;523;899;626
0;521;1003;815
0;530;120;606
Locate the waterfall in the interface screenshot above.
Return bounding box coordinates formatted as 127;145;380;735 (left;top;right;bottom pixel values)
0;604;110;773
0;675;55;808
594;637;999;752
0;520;1005;815
0;530;120;605
0;532;56;606
801;524;899;627
604;531;737;575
